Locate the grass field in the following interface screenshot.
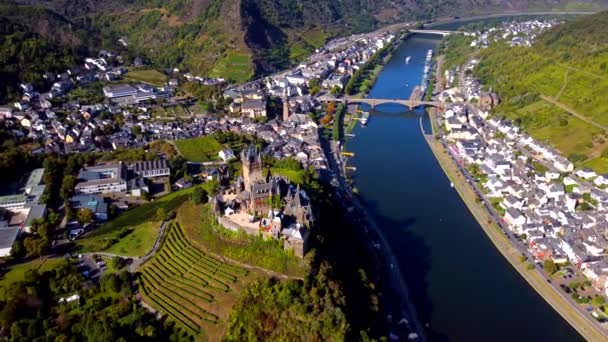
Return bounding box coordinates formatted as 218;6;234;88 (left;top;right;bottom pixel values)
76;189;193;253
138;222;253;340
271;168;306;184
175;136;223;162
209;53;254;83
0;258;64;300
104;221;161;256
177;202;306;277
124;69;168;86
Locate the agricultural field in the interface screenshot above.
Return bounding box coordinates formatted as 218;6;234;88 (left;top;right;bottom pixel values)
76;189;193;253
175;136;223;162
299;28;328;49
209;53;254;84
177;202;306;277
504;100;605;160
124;68;168;86
289;40;313;61
137;222;253;340
581;158;608;174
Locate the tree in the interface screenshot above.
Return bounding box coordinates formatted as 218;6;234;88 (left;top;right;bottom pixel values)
155;208;167;222
132;126;142;136
330;86;342;96
23;237;49;257
102;274;121;293
60;175;77;202
10;240;24;258
141;190;152;201
543;260;558;274
326;102;336;117
191;187;207;205
111;257;122;270
77;208;95;224
593;295;606;306
308;78;320;95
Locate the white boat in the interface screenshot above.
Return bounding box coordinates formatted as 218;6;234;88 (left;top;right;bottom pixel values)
360;112;370;126
405;56;412;64
450;182;455;188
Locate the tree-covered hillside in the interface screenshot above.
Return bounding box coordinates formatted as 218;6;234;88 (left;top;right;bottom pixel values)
0;4;100;101
474;11;608;172
2;0;608;88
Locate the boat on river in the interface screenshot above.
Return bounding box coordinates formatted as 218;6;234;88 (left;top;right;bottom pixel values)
360;111;370;126
405;56;412;64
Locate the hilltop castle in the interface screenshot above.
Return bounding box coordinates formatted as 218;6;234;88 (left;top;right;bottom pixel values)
236;146;313;225
213;145;313;257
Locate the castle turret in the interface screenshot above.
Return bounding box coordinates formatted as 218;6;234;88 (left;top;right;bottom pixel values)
241;145;263;191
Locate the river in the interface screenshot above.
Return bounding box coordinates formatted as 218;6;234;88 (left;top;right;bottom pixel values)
346;33;583;341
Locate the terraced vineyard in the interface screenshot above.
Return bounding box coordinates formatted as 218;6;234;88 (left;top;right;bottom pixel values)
137;222;251;339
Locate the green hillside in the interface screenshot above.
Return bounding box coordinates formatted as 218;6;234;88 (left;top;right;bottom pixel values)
3;0;608;90
0;4;99;101
474;11;608;172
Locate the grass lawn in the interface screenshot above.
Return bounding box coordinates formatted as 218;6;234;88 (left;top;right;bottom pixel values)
0;257;64;299
124;69;168;86
76;189;193;253
271;168;305;184
104;221;161;256
209;52;254;83
175;136;223;162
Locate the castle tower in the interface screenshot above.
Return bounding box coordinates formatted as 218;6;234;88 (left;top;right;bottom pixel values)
282;98;290;121
241;145;263;191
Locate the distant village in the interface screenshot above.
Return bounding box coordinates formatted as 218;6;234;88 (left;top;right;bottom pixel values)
462;19;559;48
0;27;400;258
439;20;608;301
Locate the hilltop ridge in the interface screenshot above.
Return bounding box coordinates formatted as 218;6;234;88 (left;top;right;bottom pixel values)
1;0;607;89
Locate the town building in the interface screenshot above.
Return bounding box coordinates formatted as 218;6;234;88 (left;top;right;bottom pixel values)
130;159;170;178
75;163;128;194
102;84;137;99
241;99;267;118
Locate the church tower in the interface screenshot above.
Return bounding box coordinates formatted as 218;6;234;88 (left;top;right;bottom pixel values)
282;98;290;121
241;145;263;191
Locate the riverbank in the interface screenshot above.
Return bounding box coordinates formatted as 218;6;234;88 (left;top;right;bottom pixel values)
348;33;411;99
425;107;608;341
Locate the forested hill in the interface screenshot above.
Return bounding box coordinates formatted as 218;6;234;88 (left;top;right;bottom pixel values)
474;11;608;172
2;0;608;86
0;4;101;101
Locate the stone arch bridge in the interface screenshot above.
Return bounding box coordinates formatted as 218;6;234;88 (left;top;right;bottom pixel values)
317;96;445;110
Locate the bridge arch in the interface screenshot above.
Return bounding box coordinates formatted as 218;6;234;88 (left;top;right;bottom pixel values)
318;97;444;110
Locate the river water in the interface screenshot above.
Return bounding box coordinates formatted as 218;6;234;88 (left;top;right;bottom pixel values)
346;33;583;341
